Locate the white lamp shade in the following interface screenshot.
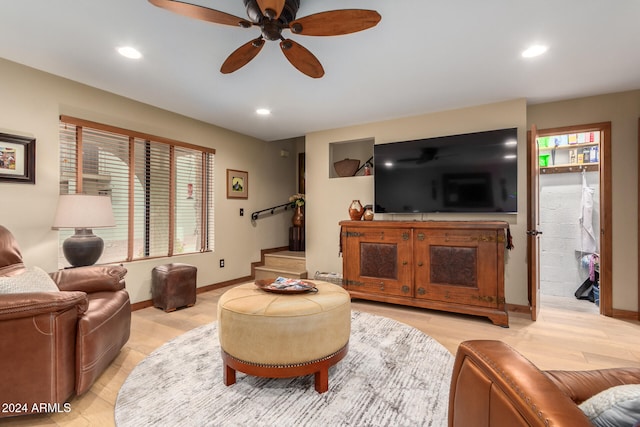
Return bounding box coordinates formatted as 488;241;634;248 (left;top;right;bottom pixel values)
52;194;116;229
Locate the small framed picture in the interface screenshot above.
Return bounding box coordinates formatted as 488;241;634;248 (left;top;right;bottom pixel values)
0;132;36;184
227;169;248;199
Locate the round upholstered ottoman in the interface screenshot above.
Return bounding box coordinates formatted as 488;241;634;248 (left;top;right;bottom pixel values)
217;280;351;393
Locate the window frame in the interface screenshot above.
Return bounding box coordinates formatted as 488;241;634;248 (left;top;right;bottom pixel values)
59;115;215;264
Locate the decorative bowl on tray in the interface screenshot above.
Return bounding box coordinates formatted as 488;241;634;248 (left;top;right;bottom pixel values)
255;277;318;294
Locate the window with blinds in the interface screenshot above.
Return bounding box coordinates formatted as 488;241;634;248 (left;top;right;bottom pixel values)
58;116;214;267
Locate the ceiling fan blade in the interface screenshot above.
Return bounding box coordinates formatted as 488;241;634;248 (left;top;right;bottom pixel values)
148;0;252;27
256;0;285;19
220;38;265;74
289;10;381;36
279;39;324;79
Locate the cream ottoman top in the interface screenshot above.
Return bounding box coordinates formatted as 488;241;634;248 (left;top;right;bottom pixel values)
218;280;349;317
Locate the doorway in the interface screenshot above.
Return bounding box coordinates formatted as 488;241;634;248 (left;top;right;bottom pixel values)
528;122;612;318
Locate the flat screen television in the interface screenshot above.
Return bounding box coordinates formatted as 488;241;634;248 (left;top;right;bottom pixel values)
374;127;518;214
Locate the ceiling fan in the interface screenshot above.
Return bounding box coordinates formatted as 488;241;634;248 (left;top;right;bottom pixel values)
148;0;381;78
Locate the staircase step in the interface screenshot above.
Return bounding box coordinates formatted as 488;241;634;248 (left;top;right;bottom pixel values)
264;251;306;271
255;266;308;281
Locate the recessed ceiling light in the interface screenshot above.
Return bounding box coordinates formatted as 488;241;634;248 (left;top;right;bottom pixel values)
522;45;548;58
256;108;271;116
117;46;142;59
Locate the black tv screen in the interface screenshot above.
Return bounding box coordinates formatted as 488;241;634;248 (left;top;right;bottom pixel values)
374;128;518;214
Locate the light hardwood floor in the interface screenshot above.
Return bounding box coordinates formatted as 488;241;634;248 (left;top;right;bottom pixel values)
4;285;640;426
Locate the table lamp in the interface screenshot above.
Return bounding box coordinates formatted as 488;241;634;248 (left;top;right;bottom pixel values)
52;194;116;267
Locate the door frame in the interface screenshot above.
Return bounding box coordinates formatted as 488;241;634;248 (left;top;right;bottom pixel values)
528;122;612;317
527;125;541;320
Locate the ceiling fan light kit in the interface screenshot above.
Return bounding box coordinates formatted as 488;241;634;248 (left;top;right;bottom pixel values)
148;0;381;78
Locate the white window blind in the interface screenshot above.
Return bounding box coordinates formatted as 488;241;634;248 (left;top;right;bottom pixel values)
58;116;214;267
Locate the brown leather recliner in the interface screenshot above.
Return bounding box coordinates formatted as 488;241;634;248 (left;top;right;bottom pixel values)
0;225;131;418
449;340;640;427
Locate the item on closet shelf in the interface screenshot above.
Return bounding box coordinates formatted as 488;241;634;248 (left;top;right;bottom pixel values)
539;154;550;167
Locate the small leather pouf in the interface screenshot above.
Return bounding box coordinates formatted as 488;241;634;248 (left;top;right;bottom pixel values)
152;263;197;312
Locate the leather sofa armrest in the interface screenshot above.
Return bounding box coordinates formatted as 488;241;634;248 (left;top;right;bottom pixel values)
544;367;640;404
449;340;592;427
0;291;88;321
51;265;127;293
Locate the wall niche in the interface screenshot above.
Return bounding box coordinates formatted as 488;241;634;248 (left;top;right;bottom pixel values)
329;138;374;179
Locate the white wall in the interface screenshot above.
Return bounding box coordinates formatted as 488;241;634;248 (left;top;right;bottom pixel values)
0;58;297;304
539;171;600;297
305;99;530;306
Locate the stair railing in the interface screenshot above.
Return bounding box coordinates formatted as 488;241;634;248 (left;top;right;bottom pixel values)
251;202;293;221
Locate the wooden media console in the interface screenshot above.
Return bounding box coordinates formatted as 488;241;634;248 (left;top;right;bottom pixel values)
340;220;509;327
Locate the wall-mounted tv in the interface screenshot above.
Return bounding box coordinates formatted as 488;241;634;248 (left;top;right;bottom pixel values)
374;127;518;214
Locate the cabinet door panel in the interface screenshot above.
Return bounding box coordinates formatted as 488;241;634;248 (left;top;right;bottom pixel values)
342;227;412;297
414;229;499;307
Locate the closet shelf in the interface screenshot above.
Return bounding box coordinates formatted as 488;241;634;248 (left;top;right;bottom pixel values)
540;163;599;174
539;142;599;151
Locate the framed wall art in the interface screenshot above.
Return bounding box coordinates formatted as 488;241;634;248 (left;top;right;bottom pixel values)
227;169;248;199
0;132;36;184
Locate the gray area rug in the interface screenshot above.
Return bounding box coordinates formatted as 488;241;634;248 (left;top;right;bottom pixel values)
115;311;454;427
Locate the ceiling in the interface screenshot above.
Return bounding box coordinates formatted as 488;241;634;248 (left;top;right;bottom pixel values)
1;1;639;142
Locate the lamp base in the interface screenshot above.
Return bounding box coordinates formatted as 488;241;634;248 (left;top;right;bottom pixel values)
62;228;104;267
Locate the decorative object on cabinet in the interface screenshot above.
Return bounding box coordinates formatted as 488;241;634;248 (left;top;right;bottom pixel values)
363;205;374;221
334;158;360;177
52;194;116;267
0;132;36;184
227;169;248;199
348;200;364;220
340;220;509;327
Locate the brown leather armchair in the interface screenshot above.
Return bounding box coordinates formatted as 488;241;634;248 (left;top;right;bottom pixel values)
0;225;131;418
449;340;640;427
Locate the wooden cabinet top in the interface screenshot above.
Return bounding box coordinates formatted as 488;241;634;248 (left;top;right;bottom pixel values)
339;220;509;230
